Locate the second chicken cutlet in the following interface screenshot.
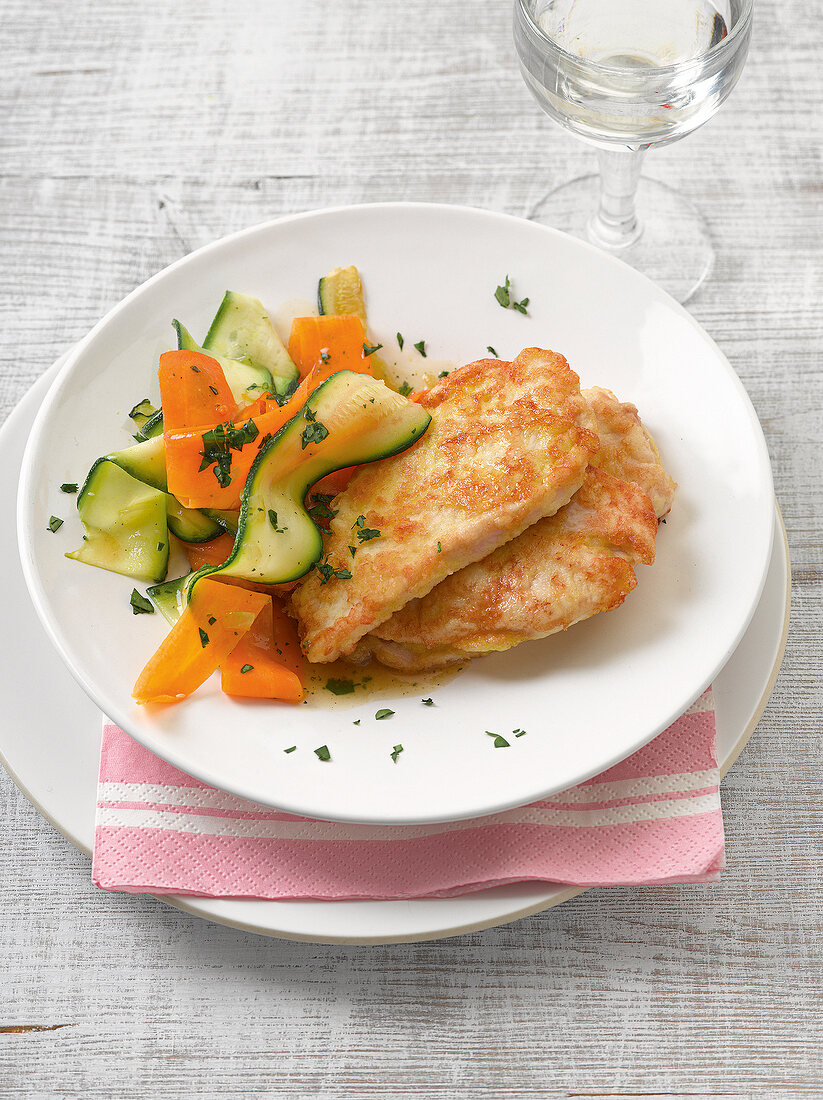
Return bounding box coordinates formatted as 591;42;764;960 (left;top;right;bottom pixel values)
290;349;599;663
361;387;676;671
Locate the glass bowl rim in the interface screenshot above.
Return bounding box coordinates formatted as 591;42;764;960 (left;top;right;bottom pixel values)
515;0;754;79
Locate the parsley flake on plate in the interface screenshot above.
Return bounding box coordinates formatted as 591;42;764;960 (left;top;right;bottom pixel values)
486;731;510;748
375;708;394;720
47;516;63;532
314;745;331;762
325;678;355;696
494;275;530;315
391;744;404;763
59;483;78;494
414;340;427;357
129;589;154;615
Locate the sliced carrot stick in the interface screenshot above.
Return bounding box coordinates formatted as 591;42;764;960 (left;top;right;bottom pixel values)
132;578;268;704
221;597;305;702
159;350;237;430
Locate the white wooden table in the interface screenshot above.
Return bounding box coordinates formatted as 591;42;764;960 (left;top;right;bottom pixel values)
2;1;821;1095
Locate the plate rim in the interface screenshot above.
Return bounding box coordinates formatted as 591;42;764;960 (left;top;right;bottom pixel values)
16;202;776;824
1;360;791;943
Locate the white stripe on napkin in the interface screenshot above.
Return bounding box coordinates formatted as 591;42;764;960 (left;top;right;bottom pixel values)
96;791;721;839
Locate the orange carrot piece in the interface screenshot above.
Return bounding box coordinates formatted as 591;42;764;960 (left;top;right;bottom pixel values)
159;350;237;431
288;315;370;379
132;578;268;704
186;533;236;571
221;598;305;702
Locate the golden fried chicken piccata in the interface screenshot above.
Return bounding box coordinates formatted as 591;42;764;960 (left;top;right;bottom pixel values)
290;349;599;663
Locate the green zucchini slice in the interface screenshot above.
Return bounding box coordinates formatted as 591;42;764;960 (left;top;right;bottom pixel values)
317;265;369;324
191;370;431;589
104;436;224;543
204;291;299;397
134;408;164;442
107;435;168;492
147;573;191;624
66;459;170;583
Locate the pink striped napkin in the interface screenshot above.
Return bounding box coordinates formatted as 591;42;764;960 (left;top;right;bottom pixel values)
92;690;723;899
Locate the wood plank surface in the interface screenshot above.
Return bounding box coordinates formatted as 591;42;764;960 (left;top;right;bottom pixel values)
1;0;821;1096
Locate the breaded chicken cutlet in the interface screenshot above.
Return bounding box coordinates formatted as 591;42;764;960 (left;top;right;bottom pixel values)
359;387;677;671
290;349;599;663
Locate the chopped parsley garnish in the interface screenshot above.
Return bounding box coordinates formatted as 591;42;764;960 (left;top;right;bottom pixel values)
486;731;510;748
128;398;158;423
199;628;209;648
157;542;165;551
208;384;219;396
284;745;297;753
487;345;498;357
320;348;331;363
307;500;338;521
325;678;355;696
353;719;360;725
375;708;394;720
301;406;329;449
422;698;434;706
129;589;154;615
437;541;441;553
60;483;78;493
363;342;383;357
353;515;366;528
47;516;63;532
398;381;413;397
315;557;352;584
513;728;527;738
356;525;381;543
414;340;427;357
348;545;357;557
268;509;287;533
208;616;216;625
314;744;331;762
190;364;201;373
494;275;530;315
396;332;404;350
390;744;404;763
199;419;259;487
240;664;254;674
271;377;300;407
438;370;449;379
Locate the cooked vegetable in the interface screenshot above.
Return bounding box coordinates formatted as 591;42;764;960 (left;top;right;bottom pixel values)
317;264;392;386
132;577;268;703
221;597;305;702
146;573;191;624
159;347;237;430
175;320;275;409
66;459;169;583
288;314;371;379
189;370;431;589
203;291;299;397
165;318;376;511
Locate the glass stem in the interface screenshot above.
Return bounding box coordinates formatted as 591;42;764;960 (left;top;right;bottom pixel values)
588;147;647;251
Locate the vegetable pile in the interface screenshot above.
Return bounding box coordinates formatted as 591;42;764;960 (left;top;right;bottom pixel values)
64;270;432;706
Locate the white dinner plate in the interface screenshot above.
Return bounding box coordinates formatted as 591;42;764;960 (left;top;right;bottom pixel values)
2;360;790;942
17;205;775;824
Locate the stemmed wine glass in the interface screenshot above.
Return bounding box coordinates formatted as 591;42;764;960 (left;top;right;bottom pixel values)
514;0;754;302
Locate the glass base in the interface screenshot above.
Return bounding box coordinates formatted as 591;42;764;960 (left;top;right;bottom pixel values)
531;174;714;304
